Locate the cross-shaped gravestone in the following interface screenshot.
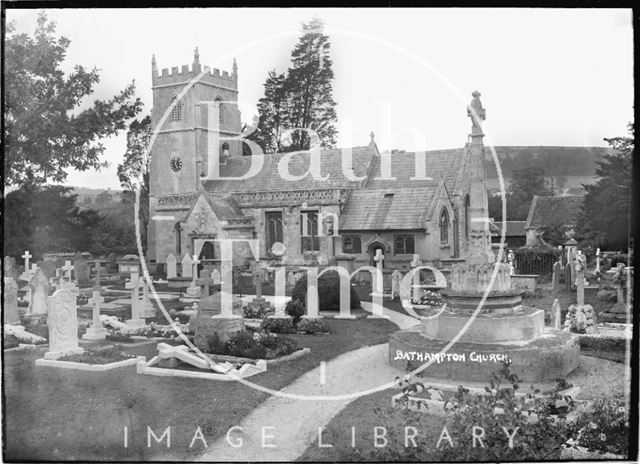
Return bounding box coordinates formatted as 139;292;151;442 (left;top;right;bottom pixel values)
82;290;107;341
139;275;156;318
124;272;145;329
22;251;32;271
185;254;201;297
62;260;74;282
197;269;214;298
373;249;385;294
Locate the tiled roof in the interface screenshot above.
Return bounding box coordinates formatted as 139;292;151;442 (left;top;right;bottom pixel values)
364;149;466;194
489;220;527;236
339;187;439;230
525;195;584;230
201;145;376;193
204;194;244;218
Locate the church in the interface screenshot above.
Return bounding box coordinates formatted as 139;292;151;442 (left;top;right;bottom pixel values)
147;51;482;280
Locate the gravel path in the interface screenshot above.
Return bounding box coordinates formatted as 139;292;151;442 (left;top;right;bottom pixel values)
197;303;417;462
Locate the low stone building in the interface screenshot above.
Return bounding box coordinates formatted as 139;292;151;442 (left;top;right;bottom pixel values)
524;195;584;246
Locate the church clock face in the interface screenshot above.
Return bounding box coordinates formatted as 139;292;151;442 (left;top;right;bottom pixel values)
170;156;183;172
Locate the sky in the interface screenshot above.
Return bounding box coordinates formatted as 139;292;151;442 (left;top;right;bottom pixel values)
6;8;634;190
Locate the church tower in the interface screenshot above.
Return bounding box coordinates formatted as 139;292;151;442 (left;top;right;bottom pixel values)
148;49;242;263
148;48;242;197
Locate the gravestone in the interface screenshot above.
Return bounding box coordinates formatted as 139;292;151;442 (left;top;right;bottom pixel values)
247;264;270;311
82;290;107;341
38;260;56;280
3;277;20;324
185;255;201;297
211;269;221;285
564;256;597;334
600;264;632;323
108;253;117;272
61;260;75;283
28;268;50;316
193;291;244;347
551;298;562;330
166;253;177;279
197;269;214;298
302;267;320;320
74;253;90;285
181;254;193;278
139;277;156;318
93;264;103;291
4;256;18;281
391;269;402;299
124;272;146;331
43;288;84;360
373;249;385;294
552;260;562;291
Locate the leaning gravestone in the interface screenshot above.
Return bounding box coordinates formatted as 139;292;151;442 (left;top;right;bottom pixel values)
166;253;177;279
3;277;20;324
28;268;50;316
43;288;84;360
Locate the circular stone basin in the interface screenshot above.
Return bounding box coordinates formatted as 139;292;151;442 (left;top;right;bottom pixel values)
440;288;525;315
421;306;544;343
388;327;580;382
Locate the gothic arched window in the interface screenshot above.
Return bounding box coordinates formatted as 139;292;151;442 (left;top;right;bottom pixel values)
174;222;182;255
464;194;470;239
440;208;449;245
214;95;224;127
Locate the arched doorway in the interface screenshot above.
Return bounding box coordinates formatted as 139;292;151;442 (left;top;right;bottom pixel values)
367;242;387;268
198;241;215;275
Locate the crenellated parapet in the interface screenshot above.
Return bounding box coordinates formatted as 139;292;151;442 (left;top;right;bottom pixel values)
151;48;238;90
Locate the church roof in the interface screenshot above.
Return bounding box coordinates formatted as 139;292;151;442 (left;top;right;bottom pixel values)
364;148;466;194
203;193;244;218
201;145;376;193
525;195;584;230
339;187;438;230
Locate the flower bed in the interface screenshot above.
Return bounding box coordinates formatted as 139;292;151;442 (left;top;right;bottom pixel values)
413;290;443;306
58;346;136;364
206;331;300;360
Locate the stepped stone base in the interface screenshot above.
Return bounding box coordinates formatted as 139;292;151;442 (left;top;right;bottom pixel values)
389;327;580;382
421;306;544;343
167;278;192;289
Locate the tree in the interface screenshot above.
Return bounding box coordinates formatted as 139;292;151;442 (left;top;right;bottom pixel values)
506;167;551;220
248;71;289;154
4;12;142;188
249;17;338;153
579;124;633;250
285;17;338;151
117;115;151;252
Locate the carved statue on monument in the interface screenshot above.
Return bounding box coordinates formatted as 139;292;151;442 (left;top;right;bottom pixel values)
467;90;486;134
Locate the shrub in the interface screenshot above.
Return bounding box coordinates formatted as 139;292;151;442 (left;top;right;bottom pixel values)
265;335;298;359
206;333;229;355
291;270;361;312
244;305;271;319
285;300;306;324
296;318;328;334
569;396;630;456
261;317;294;334
226;332;267;359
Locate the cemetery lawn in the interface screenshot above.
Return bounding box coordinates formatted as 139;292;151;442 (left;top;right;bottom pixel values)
298;389;447;461
3;317;396;462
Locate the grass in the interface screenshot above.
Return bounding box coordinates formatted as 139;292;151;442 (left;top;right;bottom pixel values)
3;316;396;462
58;347;135;364
298;389;447;462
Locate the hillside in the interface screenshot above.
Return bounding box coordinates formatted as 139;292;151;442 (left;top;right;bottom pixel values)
483;146;612;178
